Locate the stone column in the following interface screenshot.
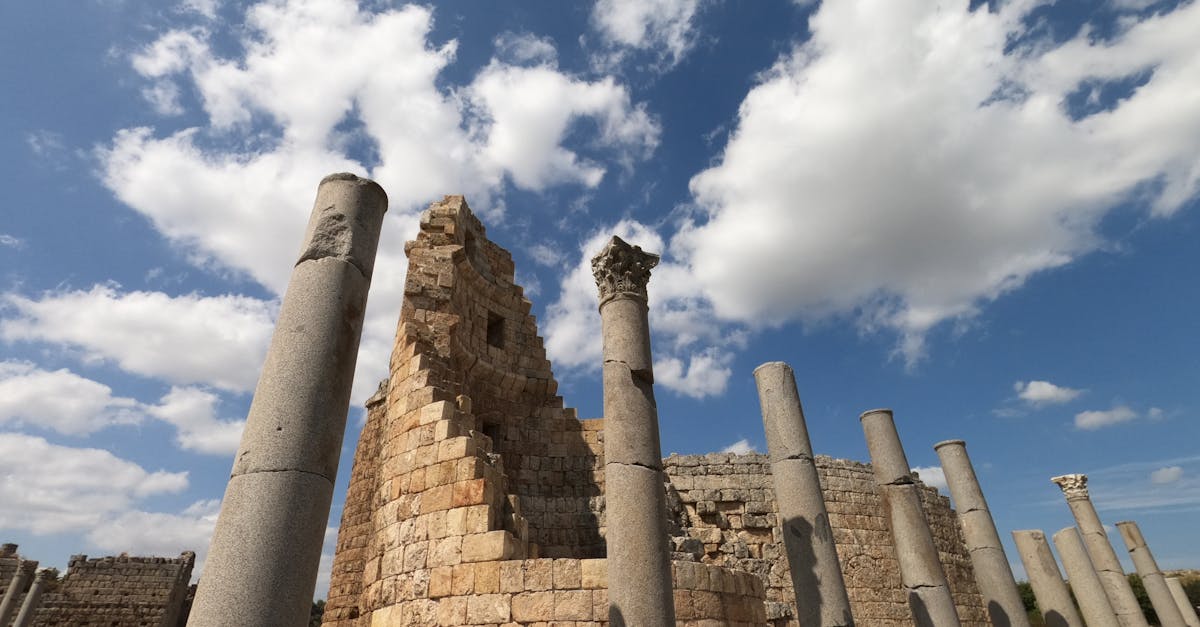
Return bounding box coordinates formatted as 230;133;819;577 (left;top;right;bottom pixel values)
1011;530;1083;627
1053;526;1120;627
1166;577;1200;627
1116;521;1187;627
12;568;50;627
0;559;36;625
1051;474;1149;627
859;409;961;627
754;362;853;627
188;173;387;627
592;236;675;627
934;439;1029;627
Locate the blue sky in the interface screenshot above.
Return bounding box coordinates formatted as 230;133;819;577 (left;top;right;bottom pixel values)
2;0;1198;594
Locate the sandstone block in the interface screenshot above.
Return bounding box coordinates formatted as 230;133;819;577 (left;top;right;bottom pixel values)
462;531;518;563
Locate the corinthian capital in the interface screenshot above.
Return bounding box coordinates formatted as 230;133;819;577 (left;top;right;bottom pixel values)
591;236;659;306
1051;474;1090;501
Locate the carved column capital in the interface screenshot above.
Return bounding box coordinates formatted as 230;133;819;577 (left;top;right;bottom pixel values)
1051;473;1090;501
591;236;659;307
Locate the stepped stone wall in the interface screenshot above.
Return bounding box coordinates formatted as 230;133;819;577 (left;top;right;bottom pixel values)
323;195;988;626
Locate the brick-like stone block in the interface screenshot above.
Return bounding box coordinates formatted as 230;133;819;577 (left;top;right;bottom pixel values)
553;590;593;620
580;558;606;589
552;558;581;589
466;593;510;624
511;591;554;622
461;531;517;563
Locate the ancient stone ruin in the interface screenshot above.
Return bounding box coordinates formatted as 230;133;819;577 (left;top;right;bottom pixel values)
318;195;990;626
0;543;194;627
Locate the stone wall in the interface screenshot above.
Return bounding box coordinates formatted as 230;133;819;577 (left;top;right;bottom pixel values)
665;453;988;626
27;551;194;627
324;195;988;626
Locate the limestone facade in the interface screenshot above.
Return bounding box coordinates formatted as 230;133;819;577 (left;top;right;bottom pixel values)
322;196;989;626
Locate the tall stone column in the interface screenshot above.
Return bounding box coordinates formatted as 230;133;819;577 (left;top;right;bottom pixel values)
1166;577;1200;627
754;362;853;626
1011;530;1083;627
934;439;1028;627
592;236;675;627
859;409;961;627
1051;474;1149;627
1052;526;1120;627
12;568;49;627
188;173;388;627
0;559;36;625
1116;521;1187;627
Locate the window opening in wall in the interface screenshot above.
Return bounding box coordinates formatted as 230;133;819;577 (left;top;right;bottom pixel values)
487;311;504;349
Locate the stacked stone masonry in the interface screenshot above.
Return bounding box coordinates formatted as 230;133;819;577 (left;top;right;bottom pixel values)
323;196;988;626
0;545;193;627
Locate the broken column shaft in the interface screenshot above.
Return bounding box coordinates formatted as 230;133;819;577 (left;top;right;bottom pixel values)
1053;526;1120;627
1012;530;1084;627
859;409;961;627
188;174;387;627
1167;577;1200;627
12;569;49;627
933;439;1029;627
754;361;853;627
0;559;36;625
1116;521;1187;627
1051;474;1149;627
592;236;675;627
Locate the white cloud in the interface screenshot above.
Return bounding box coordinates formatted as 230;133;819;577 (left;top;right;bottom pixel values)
0;433;188;534
911;465;948;492
542;219;740;398
2;285;275;393
527;243;566;268
1151;466;1184;485
0;234;22;248
676;0;1200;365
0;361;142;435
179;0;219;19
493;32;557;66
591;0;702;68
147;387;244;454
100;0;658;405
1074;405;1138;430
1015;380;1083;405
86;499;219;581
720;438;755;455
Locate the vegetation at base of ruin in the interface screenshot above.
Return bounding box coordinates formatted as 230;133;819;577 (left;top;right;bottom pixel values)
1020;573;1200;626
311;599;325;627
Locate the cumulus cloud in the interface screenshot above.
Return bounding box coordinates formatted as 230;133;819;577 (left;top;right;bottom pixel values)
1075;405;1138;430
911;465;948;492
86;499;219;581
0;234;22;248
100;0;658;404
542;219;741;398
147;387;244;454
720;438;756;455
1015;380;1083;406
676;0;1200;364
0;361;142;435
591;0;703;69
0;433;188;534
2;285;275;393
493;32;558;66
1150;466;1184;484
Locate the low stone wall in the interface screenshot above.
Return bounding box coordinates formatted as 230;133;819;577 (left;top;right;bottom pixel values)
665;452;989;626
367;558;766;626
32;552;194;627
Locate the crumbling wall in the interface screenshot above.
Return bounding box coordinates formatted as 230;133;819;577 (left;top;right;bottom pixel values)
31;551;194;627
665;453;989;626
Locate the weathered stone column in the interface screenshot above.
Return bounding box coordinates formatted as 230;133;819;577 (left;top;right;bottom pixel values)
12;568;49;627
1051;474;1149;627
1053;526;1120;627
934;439;1028;627
188;173;387;627
859;409;961;627
592;236;675;627
1167;577;1200;627
1012;530;1083;627
1116;521;1187;627
754;362;853;626
0;559;36;625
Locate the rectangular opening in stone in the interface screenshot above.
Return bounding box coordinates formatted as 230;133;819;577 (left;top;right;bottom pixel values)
486;311;505;348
